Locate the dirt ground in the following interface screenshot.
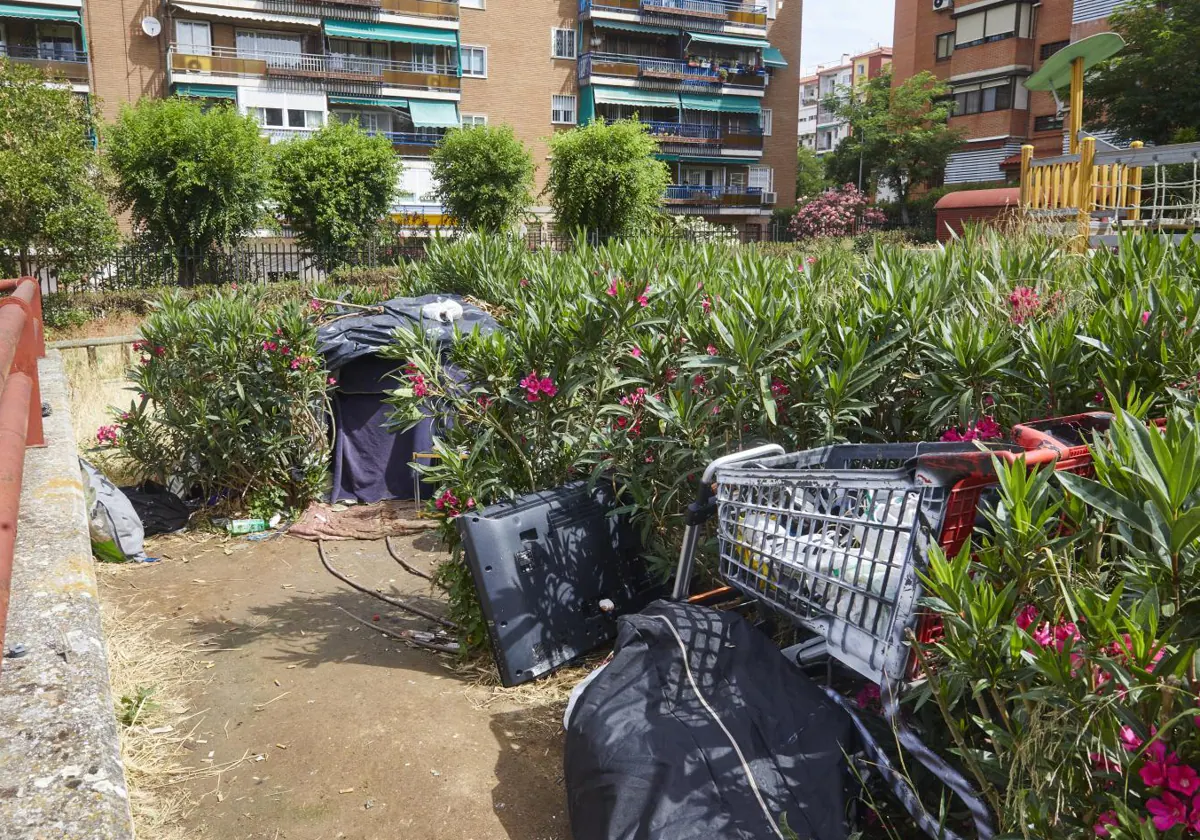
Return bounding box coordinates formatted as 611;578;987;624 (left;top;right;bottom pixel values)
98;531;572;840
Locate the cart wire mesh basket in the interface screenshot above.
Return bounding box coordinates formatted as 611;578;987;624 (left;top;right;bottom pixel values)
712;442;1057;685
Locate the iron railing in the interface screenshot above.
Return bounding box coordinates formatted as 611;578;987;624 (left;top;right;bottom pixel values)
0;44;88;63
665;184;765;204
578;0;767;28
579;51;768;88
0;277;46;670
168;45;461;91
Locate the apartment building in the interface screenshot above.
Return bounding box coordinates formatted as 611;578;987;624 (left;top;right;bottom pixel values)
797;47;891;155
0;0;91;96
63;0;799;236
892;0;1128;184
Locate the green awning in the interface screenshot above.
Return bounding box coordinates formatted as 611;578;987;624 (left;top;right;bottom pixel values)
594;19;678;36
329;95;409;108
174;83;237;100
0;2;80;21
762;47;788;67
686;31;768;49
593;85;680;110
408;99;460;128
324;20;457;47
657;154;760;164
680;92;761;114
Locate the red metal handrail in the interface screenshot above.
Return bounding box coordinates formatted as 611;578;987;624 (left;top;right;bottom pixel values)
0;276;46;667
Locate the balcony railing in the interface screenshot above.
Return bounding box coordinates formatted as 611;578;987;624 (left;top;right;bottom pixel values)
0;45;90;81
579;52;766;89
262;0;458;21
644;121;763;152
665;184;765;206
266;126;446;151
169;45;460;91
579;0;767;29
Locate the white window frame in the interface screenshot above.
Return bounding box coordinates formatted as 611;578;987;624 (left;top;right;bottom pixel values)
459;0;484;7
461;113;488;127
551;94;577;125
551;27;577;60
748;165;774;192
460;45;487;78
174;19;212;56
760;108;772;136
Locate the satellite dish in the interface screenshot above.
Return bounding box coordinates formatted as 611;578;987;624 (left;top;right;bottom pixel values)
1024;33;1124;92
141;16;162;37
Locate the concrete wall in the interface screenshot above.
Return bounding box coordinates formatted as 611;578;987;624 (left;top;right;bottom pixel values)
0;353;134;840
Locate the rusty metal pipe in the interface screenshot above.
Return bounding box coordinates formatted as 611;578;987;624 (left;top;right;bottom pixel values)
0;303;28;393
0;371;33;664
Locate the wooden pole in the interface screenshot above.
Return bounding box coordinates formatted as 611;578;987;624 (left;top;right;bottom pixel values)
1075;136;1096;250
1128;140;1145;222
1069;57;1085;156
1019;145;1034;207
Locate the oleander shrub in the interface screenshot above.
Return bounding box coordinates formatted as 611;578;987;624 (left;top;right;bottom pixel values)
103;288;329;512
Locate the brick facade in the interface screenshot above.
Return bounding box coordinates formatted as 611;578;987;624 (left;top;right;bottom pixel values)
85;0;167;119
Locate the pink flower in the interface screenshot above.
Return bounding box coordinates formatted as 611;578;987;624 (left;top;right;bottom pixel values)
1147;793;1188;831
1093;811;1117;837
606;278;619;297
855;684;881;710
1142;310;1151;324
1120;726;1144;751
96;424;119;445
519;278;529;288
327;377;337;386
290;358;301;370
309;298;323;312
1054;621;1082;652
434;489;461;516
538;377;557;398
1015;604;1039;630
1141;750;1179;787
637;287;650;307
262;340;277;352
630;346;642;358
519;371;556;402
973;416;1003;440
806;256;817;266
770;378;790;397
941;428;964;442
1169;765;1200;796
701;295;712;314
706;344;718;356
1191;797;1200;833
1032;623;1053;647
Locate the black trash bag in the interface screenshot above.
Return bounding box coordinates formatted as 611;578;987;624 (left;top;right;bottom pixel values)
120;481;190;536
564;600;861;840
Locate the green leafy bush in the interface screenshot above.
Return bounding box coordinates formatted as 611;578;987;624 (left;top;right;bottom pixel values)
107;288;328;512
430;124;534;233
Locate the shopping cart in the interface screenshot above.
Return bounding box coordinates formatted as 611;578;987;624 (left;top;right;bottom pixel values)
672;441;1057;685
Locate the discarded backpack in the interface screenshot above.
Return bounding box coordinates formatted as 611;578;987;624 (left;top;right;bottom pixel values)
564;600;861;840
81;458;150;563
120;481;190;536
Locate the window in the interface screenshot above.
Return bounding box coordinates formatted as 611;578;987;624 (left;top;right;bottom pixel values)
551;28;576;59
1040;39;1069;60
460;45;486;77
252;107;285;127
767;0;777;18
936;32;954;60
461;113;488;127
411;44;438;72
748;165;773;192
460;0;483;7
760;108;772;136
954;2;1032;48
335;110;381;132
175;20;211;56
38;24;78;59
728;171;746;189
1034;113;1064;132
287;109;323;128
551;94;577;124
952;77;1025;115
237;30;303;67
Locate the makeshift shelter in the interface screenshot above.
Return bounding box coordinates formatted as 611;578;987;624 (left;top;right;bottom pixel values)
318;295;499;504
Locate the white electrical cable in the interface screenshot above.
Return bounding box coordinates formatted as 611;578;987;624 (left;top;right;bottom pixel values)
649;614;787;840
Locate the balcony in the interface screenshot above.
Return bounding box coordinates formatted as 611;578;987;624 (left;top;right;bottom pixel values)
0;44;90;82
579;52;766;90
261;0;459;22
169;45;460;93
665;184;766;206
644;120;762;153
579;0;767;31
263;127;445;153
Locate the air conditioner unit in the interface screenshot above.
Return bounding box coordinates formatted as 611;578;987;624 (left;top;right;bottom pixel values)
762;191;777;205
933;0;952;10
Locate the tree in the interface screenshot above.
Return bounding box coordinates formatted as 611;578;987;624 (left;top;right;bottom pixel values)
546;119;670;238
272;120;399;260
795;145;830;203
430;124;533;232
0;59;117;279
826;68;962;223
1086;0;1200;145
106;97;271;255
